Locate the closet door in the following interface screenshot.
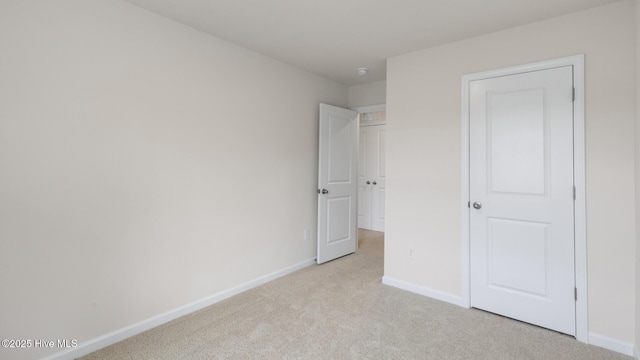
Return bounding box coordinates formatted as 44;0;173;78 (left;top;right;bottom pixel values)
357;125;372;230
358;124;386;231
370;125;386;232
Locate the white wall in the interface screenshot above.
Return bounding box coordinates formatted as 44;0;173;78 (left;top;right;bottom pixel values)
386;0;636;348
348;80;387;108
0;1;347;359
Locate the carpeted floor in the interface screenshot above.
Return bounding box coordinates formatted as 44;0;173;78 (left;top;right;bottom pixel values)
81;230;631;359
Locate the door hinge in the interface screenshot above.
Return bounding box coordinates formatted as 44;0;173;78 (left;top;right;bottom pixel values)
574;287;577;301
573;186;576;200
572;87;575;102
467;201;470;208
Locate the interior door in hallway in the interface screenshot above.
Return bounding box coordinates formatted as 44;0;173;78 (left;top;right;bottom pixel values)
317;104;358;264
358;124;386;232
469;66;576;335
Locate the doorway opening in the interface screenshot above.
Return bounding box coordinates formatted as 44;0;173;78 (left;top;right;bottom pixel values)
316;103;386;264
354;105;386;233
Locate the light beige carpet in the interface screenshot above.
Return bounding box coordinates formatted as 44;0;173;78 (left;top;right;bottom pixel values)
81;230;631;359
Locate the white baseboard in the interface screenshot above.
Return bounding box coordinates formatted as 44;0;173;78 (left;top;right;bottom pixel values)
42;258;316;360
588;332;636;357
382;278;637;358
382;276;464;307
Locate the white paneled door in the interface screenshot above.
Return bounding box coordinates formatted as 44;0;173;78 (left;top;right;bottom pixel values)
358;125;386;231
317;104;358;264
469;66;576;335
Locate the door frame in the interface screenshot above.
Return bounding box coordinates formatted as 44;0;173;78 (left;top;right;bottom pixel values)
460;55;587;343
352;104;386;114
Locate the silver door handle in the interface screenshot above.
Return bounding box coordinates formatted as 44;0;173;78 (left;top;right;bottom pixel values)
472;202;482;209
321;189;329;194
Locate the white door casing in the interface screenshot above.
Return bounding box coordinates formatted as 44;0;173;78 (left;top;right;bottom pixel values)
317;104;358;264
460;55;588;342
358;125;386;231
357;124;372;230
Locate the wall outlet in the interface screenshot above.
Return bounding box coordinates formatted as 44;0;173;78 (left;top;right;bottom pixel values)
408;245;415;260
304;228;310;241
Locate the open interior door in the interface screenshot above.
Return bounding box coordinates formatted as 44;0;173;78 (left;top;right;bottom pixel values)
317;104;358;264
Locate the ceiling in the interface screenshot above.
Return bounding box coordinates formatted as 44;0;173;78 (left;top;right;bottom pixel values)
125;0;619;86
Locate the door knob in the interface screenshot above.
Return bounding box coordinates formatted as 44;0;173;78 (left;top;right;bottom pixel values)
366;181;371;185
321;189;329;194
372;181;377;185
472;202;482;209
